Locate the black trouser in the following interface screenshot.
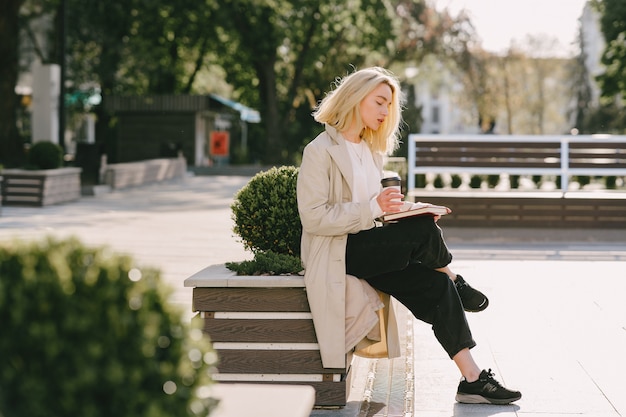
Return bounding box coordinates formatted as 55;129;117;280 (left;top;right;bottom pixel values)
345;216;476;358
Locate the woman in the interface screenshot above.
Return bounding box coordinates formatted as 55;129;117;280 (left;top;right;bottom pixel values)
297;67;521;405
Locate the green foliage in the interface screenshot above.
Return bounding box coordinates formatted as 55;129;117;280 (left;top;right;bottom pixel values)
0;237;217;417
510;175;520;189
469;175;483;189
231;166;301;257
487;174;500;188
27;141;63;169
450;174;462;189
605;176;617;189
433;174;444;188
576;175;591;187
532;175;542;187
226;251;303;276
415;174;427;188
594;0;626;101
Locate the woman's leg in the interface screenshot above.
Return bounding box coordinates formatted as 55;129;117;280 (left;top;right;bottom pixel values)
346;216;452;280
360;263;476;359
346;217;489;312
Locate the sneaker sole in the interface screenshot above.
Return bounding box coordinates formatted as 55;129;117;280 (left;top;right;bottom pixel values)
464;298;489;313
455;393;522;405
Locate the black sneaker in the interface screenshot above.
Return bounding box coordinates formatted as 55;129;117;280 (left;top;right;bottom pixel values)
455;275;489;312
456;369;522;405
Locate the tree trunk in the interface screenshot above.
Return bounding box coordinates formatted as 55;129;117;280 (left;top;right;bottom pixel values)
0;0;25;167
257;61;284;164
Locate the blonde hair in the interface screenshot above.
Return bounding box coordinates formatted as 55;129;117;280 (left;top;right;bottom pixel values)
313;66;403;155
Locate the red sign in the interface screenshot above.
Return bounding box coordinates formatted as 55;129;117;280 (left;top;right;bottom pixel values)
210;131;229;156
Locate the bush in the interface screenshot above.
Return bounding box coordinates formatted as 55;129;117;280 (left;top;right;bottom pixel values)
487;174;500;188
226;250;303;276
450;174;462;189
28;141;64;169
231;166;301;256
433;174;444;188
469;175;483;189
0;237;218;417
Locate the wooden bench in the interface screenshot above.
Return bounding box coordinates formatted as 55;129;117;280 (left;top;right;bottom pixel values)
184;264;350;407
407;134;626;228
103;157;187;190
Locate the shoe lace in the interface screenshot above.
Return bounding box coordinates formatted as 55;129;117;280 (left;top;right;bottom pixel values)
482;369;504;388
455;275;467;289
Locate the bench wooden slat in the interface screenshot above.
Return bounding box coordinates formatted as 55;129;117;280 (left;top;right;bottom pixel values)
203;318;317;343
193;287;310;312
215;349;344;374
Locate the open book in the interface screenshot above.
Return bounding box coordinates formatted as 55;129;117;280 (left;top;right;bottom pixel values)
382;201;451;222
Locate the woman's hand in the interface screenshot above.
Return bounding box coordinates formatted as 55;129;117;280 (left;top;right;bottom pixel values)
376;188;405;213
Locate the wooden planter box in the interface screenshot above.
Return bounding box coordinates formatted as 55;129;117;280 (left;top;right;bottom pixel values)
184;264;350;407
1;167;82;207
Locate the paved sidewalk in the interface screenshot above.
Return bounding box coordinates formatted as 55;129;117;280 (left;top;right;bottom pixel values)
1;174;625;417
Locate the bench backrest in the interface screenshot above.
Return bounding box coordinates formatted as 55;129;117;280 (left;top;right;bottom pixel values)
407;134;626;192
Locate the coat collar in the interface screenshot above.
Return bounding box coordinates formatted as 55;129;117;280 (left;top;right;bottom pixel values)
324;125;355;192
324;124;384;179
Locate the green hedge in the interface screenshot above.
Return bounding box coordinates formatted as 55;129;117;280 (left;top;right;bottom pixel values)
0;237;218;417
27;141;64;169
229;166;302;275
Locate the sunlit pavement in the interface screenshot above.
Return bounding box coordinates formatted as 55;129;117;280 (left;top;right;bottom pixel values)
2;173;624;417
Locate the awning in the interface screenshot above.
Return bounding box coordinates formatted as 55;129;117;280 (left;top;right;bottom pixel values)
209;94;261;123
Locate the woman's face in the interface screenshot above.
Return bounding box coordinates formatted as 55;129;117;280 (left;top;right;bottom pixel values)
359;82;392;132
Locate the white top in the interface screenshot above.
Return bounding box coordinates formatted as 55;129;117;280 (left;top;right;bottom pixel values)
345;140;384;219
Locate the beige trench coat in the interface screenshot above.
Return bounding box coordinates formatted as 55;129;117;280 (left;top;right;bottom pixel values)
297;125;401;369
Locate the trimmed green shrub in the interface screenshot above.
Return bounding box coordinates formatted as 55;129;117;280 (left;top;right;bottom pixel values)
433;174;444;188
415;174;426;188
487;174;500;188
226;250;303;276
231;166;301;256
28;141;64;169
575;175;591;187
450;174;462;189
469;175;483;189
0;237;218;417
605;176;617;189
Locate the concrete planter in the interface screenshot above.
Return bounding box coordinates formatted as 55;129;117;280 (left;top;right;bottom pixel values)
1;167;82;207
184;264;350;407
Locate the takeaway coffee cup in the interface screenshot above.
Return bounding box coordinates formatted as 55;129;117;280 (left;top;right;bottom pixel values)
381;176;402;202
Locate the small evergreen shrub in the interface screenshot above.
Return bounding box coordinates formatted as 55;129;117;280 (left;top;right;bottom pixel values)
229;166;303;275
450;174;462;189
231;166;301;256
469;175;483;189
433;174;444;188
576;175;591;187
28;141;64;169
226;250;303;276
0;237;218;417
487;174;500;188
605;176;617;189
415;174;426;188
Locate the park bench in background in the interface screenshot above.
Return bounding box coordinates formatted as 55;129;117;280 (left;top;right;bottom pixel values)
407;134;626;228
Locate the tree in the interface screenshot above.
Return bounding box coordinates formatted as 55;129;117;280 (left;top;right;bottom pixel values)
212;0;395;164
593;0;626;101
0;0;26;167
